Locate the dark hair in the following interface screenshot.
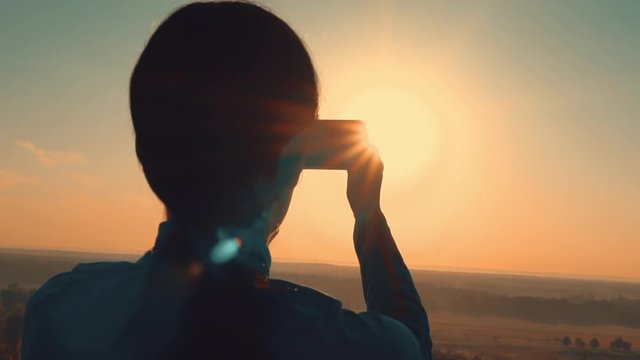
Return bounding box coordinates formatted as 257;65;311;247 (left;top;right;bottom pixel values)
125;2;318;358
131;1;318;229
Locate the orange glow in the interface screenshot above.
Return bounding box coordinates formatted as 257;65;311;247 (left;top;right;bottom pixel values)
2;2;639;282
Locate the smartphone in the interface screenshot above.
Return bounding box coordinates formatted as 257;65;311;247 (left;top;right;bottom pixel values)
303;119;368;170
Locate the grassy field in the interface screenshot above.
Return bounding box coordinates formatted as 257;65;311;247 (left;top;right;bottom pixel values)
430;312;640;359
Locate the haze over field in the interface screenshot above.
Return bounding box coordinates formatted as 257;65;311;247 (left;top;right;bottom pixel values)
1;248;639;325
1;0;639;280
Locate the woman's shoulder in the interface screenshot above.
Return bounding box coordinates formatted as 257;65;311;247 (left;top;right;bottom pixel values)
27;254;151;313
266;278;343;313
263;279;422;360
23;254;152;358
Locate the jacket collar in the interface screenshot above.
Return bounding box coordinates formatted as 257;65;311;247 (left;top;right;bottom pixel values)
150;219;271;278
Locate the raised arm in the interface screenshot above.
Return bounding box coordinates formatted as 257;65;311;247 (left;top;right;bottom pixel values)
347;150;432;360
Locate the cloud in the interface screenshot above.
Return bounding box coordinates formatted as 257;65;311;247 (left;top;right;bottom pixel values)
0;170;40;190
16;140;87;166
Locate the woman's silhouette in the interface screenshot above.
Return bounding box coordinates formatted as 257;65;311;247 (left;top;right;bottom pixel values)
22;2;432;359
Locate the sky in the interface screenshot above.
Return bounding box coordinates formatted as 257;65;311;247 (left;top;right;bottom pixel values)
1;0;638;280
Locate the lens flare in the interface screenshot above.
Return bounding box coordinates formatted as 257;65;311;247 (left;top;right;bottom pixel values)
210;237;242;264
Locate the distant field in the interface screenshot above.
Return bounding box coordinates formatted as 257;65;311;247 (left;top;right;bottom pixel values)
2;248;640;359
0;248;138;289
431;312;640;360
272;262;640;301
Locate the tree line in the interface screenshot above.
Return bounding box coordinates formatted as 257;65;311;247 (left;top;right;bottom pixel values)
421;285;640;328
0;283;34;360
562;335;632;352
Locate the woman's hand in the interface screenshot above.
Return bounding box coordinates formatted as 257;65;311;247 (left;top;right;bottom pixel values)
346;147;384;222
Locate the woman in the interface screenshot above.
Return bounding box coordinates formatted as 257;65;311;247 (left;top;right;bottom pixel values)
22;2;432;359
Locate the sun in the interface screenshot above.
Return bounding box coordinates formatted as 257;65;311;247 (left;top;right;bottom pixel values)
338;86;440;183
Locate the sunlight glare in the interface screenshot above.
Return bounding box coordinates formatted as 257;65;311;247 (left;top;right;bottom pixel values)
338;86;440;182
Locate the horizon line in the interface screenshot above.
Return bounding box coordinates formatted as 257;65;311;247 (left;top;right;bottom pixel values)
2;245;639;285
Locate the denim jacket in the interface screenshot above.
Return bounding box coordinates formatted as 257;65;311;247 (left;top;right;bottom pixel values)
22;214;432;360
